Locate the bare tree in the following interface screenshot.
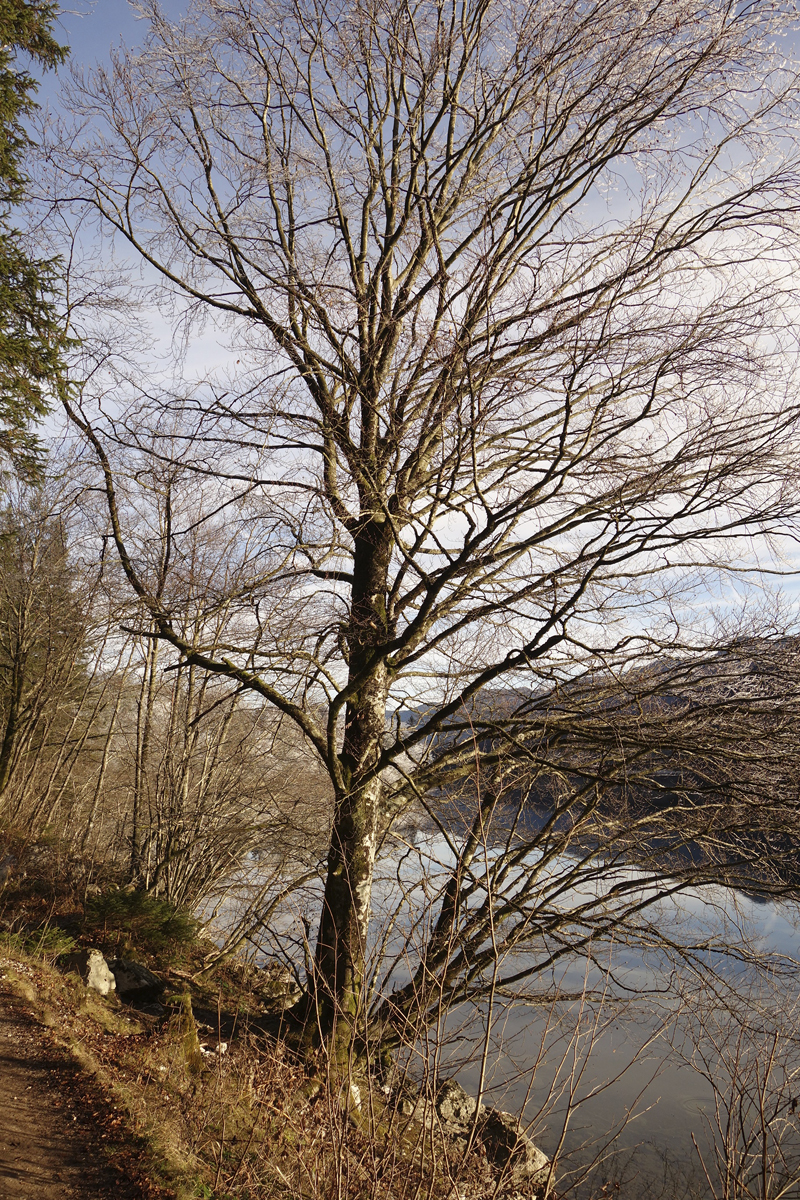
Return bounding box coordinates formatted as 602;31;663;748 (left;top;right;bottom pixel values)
0;482;93;817
675;984;800;1200
114;629;331;910
69;452;333;910
50;0;800;1054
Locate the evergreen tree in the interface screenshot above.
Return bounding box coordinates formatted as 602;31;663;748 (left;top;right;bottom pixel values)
0;1;66;478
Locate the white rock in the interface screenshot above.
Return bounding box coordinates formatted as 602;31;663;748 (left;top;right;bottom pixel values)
87;949;116;995
200;1041;228;1057
67;948;116;995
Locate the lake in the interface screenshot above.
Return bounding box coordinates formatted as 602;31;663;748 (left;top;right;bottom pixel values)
248;834;800;1197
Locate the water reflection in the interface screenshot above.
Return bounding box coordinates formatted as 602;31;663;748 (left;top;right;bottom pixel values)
366;835;800;1195
242;833;800;1196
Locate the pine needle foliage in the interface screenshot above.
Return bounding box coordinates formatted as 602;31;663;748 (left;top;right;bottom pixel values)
0;1;66;478
84;887;200;952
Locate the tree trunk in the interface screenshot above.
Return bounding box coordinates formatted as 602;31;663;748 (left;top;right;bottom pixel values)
131;632;159;882
311;517;392;1055
0;650;25;802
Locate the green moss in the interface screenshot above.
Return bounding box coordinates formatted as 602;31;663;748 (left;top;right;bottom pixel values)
179;992;204;1076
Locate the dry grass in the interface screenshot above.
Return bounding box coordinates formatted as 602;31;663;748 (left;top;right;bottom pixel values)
0;834;545;1199
0;937;508;1200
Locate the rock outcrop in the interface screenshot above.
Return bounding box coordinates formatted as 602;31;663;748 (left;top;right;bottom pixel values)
389;1076;552;1197
478;1107;551;1193
65;949;116;996
258;960;303;1010
436;1079;482;1126
109;958;162;1002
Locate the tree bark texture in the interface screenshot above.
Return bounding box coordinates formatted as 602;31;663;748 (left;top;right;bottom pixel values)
313;519;392;1046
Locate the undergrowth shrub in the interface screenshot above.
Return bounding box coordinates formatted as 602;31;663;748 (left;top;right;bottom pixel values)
0;924;77;964
84;887;199;953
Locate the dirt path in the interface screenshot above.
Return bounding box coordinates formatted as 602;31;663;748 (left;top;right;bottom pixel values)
0;977;167;1200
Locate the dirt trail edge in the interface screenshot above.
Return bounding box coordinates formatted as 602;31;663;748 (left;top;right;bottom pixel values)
0;972;170;1200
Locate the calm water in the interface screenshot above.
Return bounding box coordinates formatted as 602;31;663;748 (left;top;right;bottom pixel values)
370;839;800;1195
247;836;800;1196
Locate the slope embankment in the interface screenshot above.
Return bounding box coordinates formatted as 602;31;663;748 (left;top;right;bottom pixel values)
0;965;169;1200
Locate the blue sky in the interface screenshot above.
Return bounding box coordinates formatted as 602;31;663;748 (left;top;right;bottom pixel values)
40;1;186;93
56;1;149;61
